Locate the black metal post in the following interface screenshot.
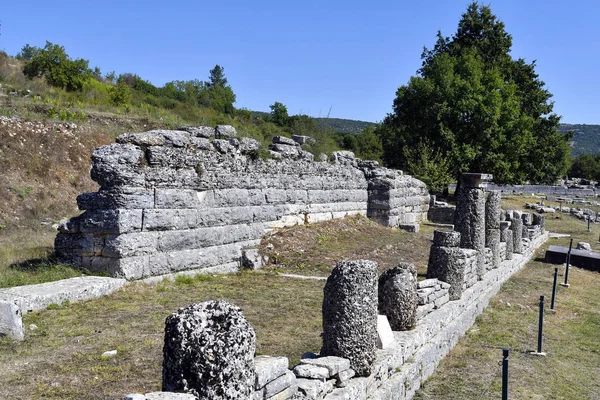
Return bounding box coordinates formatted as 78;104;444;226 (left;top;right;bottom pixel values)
588;215;591;232
563;238;573;287
502;348;509;400
550;268;558;312
537;295;545;353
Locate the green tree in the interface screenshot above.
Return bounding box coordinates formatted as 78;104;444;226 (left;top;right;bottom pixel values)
569;154;600;181
207;65;228;88
404;142;454;193
204;65;236;115
380;2;570;184
354;126;383;162
109;81;132;106
22;41;91;91
15;44;38;61
269;101;289;127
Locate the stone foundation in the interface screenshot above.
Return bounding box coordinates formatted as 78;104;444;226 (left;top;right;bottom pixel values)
55;128;429;280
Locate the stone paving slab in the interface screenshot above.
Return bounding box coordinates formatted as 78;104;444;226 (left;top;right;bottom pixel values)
0;276;127;313
0;276;126;340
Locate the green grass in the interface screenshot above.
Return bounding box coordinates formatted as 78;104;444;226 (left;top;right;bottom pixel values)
0;272;324;399
0;195;599;399
414;195;600;399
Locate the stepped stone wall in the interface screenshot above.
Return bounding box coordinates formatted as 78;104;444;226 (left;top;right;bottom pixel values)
55;127;429;279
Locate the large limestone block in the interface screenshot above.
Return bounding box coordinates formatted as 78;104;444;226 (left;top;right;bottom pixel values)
0;301;24;340
321;260;378;377
90;143;145;188
255;356;289;389
162;301;256;399
378;263;418;331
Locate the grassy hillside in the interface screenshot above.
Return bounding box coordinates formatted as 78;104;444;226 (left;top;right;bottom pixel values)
559;123;600;157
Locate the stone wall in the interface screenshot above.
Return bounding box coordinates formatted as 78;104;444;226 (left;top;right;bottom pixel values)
55;127;429;279
146;208;548;400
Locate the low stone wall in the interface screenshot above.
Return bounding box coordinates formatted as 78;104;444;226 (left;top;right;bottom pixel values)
55;127;429;280
142;229;548;400
415;278;450;320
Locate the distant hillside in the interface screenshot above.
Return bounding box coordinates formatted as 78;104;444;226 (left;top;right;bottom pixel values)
559;124;600;157
314;118;377;134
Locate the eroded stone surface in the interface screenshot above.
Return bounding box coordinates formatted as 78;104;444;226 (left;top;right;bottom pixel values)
378;263;417;331
321;260;377;377
162;301;256;399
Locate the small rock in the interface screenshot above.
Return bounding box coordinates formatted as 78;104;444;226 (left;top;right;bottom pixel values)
576;242;592;251
29;324;38;331
102;350;118;358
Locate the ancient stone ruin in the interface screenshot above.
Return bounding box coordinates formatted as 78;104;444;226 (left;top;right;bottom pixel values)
149;172;549;400
162;301;256;399
321;260;378;377
54;126;430;279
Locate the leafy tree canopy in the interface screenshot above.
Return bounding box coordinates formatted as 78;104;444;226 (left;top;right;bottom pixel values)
379;2;570;185
269;101;289;127
22;41;91;91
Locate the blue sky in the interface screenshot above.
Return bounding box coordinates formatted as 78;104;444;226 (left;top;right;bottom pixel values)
1;1;598;123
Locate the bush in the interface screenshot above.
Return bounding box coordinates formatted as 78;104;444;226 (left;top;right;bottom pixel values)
22;41;91;91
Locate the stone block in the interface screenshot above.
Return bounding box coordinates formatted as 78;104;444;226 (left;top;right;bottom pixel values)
241;248;263;270
297;378;329;399
155;189;201;208
178;126;215;138
255;356;289;389
215;125;237;138
432;230;460;247
143;209;198;231
264;370;296;398
91;143;145;188
272;136;297;146
292;364;329;380
0;301;24;340
79;209;143;234
399;223;419;232
77;187;155;210
300;357;351;378
103;232;158;258
376;315;395;349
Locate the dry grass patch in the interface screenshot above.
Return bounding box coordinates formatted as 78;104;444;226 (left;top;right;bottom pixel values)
260;215;437;277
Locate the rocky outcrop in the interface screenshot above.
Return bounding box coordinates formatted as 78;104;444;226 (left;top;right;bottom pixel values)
55;127;429;279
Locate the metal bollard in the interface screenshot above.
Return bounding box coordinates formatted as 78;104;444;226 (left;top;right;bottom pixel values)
588;215;591;232
537;295;545;354
502;348;509;400
562;239;573;287
550;268;558;312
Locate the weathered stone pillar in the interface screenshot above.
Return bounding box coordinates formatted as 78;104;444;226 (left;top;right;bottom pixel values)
500;221;513;260
321;260;378;377
533;213;545;232
454;173;492;279
510;216;523;254
521;212;532;226
485;190;502;269
162;301;256;399
427;230;467;300
378;262;418;331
